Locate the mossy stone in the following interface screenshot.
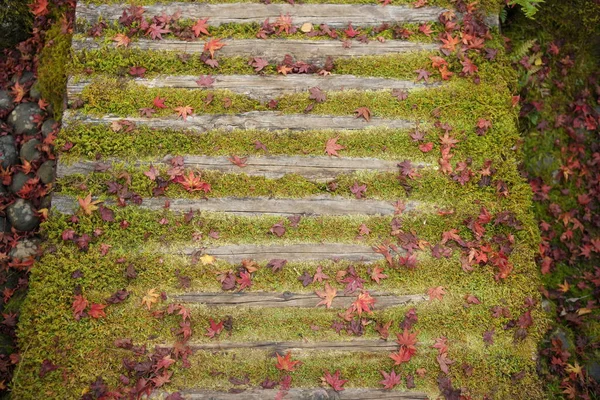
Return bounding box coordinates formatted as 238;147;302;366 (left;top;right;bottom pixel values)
41;119;58;137
40;195;52;210
549;328;575;352
587;360;600;382
7;198;39;231
9;172;34;194
9;238;40;260
0;135;17;168
19;138;41;162
37;160;56;184
29;82;41;100
10;71;35;86
7;102;42;135
0;90;13;111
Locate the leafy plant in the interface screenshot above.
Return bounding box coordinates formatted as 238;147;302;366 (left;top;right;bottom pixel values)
507;0;544;19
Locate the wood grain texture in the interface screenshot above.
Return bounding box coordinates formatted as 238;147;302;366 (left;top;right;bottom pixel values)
51;194;418;217
72;38;439;63
76;3;448;28
56;155;430;181
172;291;427;309
62;110;415;132
183;339;399;353
172;388;428;399
76;2;498;29
67;74;439;102
177;243;390;263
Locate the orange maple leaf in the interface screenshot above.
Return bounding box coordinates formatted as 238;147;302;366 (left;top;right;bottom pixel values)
354;107;371;122
350;291;376;315
174;105;193;121
427;286;446;301
112;33;131;48
275;351;302;372
78;193;102;216
30;0;49;16
11;82;27;103
315;283;337;309
204;38;225;58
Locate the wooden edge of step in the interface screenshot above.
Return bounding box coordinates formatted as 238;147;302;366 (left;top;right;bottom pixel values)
160;388;429;399
71;38;440;63
75;3;448;28
75;2;498;29
175;243;394;263
56;155;431;181
165;339;399;353
171;291;427;309
51;194;411;216
61;110;416;132
67;74;441;102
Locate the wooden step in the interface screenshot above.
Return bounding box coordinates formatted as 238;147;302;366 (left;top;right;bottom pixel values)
172;291;426;309
62;110;416;132
173;388;428;399
52;195;410;217
68;74;439;102
56;156;428;181
183;339;399;353
76;3;449;28
72;38;439;63
177;243;387;263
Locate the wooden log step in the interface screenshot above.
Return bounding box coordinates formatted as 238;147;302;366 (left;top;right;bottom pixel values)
52;195;410;216
172;291;426;309
185;339;398;353
177;243;388;263
68;74;439;102
173;388;428;400
76;3;449;28
72;38;439;64
57;156;428;181
62;110;415;132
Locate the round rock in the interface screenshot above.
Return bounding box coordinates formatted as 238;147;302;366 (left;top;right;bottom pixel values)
9;238;41;260
37;160;56;184
41;118;58;137
19;138;41;162
7;102;42;135
7;198;40;231
9;172;34;194
0;135;18;168
0;90;13;111
29;82;41;100
10;71;35;86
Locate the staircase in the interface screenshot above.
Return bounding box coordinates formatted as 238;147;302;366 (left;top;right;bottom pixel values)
13;1;547;399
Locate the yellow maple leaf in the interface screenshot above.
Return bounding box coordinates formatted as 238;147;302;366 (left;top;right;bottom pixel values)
141;288;160;310
78;193;102;216
200;254;215;265
565;362;583;379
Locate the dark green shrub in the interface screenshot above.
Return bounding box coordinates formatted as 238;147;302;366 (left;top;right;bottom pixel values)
0;0;33;49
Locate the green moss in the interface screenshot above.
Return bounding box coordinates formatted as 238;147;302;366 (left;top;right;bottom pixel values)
37;21;73;118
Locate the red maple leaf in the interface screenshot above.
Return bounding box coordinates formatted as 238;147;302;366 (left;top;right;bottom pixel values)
461;58;478;75
350;291;376;315
344;23;360;38
380;369;401;389
173;171;211;193
192;18;210;37
153;96;167;109
418;23;433;36
427;286;446;301
236;271;253;290
249;57;269;72
228;155;247;167
354;107;371;122
309;87;326;103
88;303;107;319
205;318;224;338
30;0;49;16
72;294;88;320
146;23;171;40
274;14;293;34
315;283;337;309
275;352;302;372
396;328;418;348
369;266;388;284
322;370;347;392
325;137;345;157
389;346;416;365
350;182;367;199
195;75;215;87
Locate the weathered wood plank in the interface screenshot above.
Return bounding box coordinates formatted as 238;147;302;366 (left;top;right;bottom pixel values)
76;2;498;29
172;291;427;309
76;3;448;28
185;339;398;353
62;110;415;132
67;74;439;102
72;38;439;63
56;155;428;181
174;388;428;399
177;243;388;263
51;195;407;216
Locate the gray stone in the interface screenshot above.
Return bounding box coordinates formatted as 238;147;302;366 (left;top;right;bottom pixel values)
41;119;58;137
0;90;13;111
9;238;41;260
37;160;56;184
40;195;52;210
29;82;41;100
0;135;18;168
7;102;42;135
9;172;34;194
19;138;41;162
7;198;39;231
10;71;35;86
550;328;574;352
587;360;600;382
